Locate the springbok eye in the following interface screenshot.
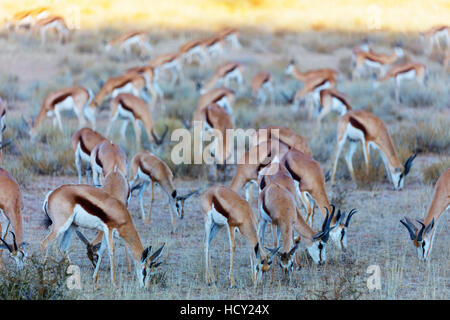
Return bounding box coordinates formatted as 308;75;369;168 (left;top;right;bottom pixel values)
318;243;324;250
421;242;425;248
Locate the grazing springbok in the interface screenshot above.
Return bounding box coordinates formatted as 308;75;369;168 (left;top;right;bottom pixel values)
201;185;277;287
192;88;235;123
198;62;244;94
41;183;165;288
400;168;449;261
71;128;108;184
126;65;163;108
421;25;450;54
179;38;209;66
0;169;27;269
285;60;338;84
375;62;427;104
89;72;148;112
258;164;336;271
217;28;241;49
129;151;198;229
316;89;352;126
6;7;49;31
30;86;94;137
105;31;152;55
106;93;168;148
90;141;128;187
282;149;357;250
352;44;404;79
251;71;274;107
148;52;182;86
31;16;69;44
331;109;416;190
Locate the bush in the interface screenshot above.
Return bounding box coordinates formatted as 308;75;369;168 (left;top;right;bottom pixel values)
423;157;450;185
0;255;75;300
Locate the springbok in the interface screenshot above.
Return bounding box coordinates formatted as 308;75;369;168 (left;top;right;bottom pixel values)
41;184;165;288
201;185;277;287
30;86;94;137
331;109;416;190
0;168;27;268
71;127;108;184
129;150;198;229
400;168;449;261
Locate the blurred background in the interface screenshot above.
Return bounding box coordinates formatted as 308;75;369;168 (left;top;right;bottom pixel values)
1;0;450;31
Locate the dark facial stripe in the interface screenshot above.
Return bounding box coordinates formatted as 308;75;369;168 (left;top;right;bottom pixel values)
212;196;229;219
348;116;367;138
74;196;110;224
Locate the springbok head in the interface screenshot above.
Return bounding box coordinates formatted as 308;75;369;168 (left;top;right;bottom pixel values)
252;243;279;286
173;189;200;219
307;207;335;265
75;230;102;268
329;206;358;251
0;232;28;269
400;217;436;261
392;154;416;190
139;243;165;289
267;236;301;280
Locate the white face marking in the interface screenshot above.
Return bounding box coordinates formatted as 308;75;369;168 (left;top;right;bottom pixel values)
307;241;325;264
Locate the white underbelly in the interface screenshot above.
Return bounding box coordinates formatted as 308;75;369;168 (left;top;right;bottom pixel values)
77;143;91;163
364;60;383;69
210;205;228;225
397;70;416;82
117;104;135;120
346;123;365;141
137;167;151;182
332;98;347;115
54;96;75;112
112;83;135;97
72;204;107;231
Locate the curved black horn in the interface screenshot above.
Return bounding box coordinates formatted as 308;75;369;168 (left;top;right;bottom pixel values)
416;220;426;242
403;154;417;176
264;246;281;259
425;218;435;235
0;237;12;253
289;237;301;256
151;125;169;145
130;182;143;194
400;218;417;240
345;209;357;227
10;231;18;251
179;189;200;201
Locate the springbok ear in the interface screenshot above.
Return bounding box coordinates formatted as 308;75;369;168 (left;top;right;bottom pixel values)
141;246;152;263
425;218;435;235
254;243;260;260
149;243;165;261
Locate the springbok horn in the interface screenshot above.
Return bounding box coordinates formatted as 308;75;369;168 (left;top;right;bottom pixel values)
400;218;417;240
324;170;331;182
264;246;281;259
345;209;357;227
75;229;90;246
280;91;293;104
151;125;169;145
322;207;331;232
2;125;6;132
149;243;165;261
403;154;417;176
10;231;18;251
178;189;200;201
416;220;426;242
0;237;12;253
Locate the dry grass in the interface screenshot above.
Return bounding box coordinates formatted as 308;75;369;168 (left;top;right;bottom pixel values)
0;24;448;300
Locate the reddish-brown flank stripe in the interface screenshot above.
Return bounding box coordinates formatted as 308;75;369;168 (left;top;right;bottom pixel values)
284;159;301;183
348;116;367;137
79;135;90;155
73;195;110;224
212;196;230;219
94;147;103;169
52;92;72;106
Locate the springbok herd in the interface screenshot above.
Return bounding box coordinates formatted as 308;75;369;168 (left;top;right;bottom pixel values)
0;8;448;291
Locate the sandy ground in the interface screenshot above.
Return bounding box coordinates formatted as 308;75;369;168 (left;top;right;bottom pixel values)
0;28;448;299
